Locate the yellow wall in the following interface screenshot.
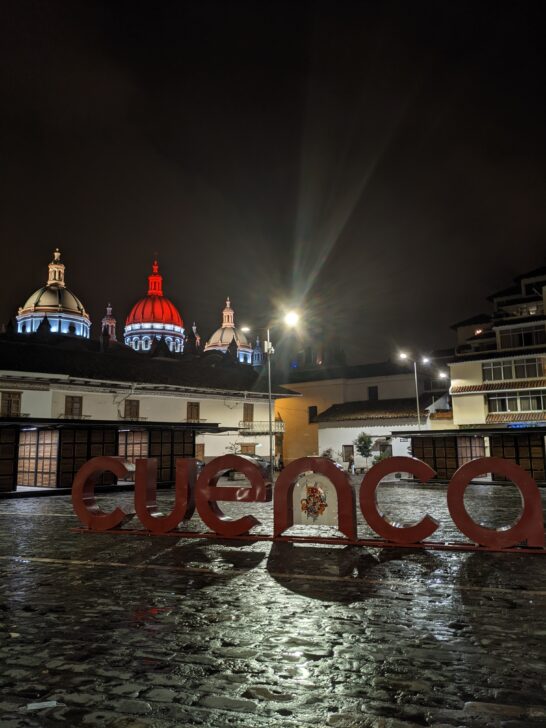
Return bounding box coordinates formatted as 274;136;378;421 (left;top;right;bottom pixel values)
276;380;345;462
450;360;483;388
449;360;487;426
452;394;487;425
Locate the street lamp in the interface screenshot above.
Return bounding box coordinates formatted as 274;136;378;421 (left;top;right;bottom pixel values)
398;352;431;431
398;354;451;430
241;311;300;481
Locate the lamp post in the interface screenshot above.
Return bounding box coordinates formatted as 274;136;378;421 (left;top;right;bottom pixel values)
242;310;300;482
399;352;430;431
398;354;450;431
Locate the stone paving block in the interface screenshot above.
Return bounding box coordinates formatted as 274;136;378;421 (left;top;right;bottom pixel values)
1;485;546;726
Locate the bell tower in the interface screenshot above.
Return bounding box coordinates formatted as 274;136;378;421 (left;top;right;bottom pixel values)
101;303;117;341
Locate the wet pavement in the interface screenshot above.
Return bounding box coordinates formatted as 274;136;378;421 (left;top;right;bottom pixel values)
1;478;546;727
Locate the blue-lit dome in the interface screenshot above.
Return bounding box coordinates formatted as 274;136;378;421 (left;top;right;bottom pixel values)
16;249;91;338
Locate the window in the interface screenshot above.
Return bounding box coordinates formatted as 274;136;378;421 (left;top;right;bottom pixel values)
342;445;354;462
487;389;546;413
148;429;195;482
499;325;546;350
456;436;485;465
412;436;458;479
514;358;542;378
187;402;200;422
124;399;140;419
1;392;21;417
482;361;513;381
64;395;83;418
308;405;318;423
240;443;256;455
368;385;379;401
483;357;543;381
490;434;545;481
17;430;59;487
118;430;149;480
243;402;254;422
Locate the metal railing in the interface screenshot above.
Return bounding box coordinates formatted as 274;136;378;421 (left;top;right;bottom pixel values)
238;420;284;434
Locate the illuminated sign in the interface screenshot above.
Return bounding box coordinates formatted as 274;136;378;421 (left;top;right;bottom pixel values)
71;455;546;553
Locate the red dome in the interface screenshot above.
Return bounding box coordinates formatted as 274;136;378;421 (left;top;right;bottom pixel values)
125;295;183;327
125;260;183;328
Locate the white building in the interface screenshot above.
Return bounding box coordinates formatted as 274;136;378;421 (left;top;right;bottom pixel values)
277;361;450;467
0;330;292;492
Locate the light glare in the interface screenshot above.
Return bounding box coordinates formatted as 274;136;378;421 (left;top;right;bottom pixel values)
284;311;299;328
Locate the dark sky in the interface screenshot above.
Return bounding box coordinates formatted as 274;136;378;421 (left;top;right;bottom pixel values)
1;0;545;363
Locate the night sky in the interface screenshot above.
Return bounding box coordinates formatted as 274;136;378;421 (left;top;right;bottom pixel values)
1;0;545;363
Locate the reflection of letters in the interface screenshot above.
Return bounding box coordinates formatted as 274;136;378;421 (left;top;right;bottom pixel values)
71;454;546;553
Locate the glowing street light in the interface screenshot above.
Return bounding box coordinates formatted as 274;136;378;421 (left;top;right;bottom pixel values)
284;311;300;328
398;351;431;431
398;353;451;430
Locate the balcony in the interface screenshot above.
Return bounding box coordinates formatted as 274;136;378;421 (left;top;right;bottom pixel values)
119;415;148;422
238;420;285;435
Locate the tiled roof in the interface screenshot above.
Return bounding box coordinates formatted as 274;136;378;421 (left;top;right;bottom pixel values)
486;412;546;424
315;396;429;423
429;410;454;420
452;379;546;394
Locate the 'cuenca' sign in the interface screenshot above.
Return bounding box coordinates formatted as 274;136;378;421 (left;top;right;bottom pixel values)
71;455;546;553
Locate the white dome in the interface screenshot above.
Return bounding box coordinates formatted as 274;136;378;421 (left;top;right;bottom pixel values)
206;326;249;348
20;285;87;317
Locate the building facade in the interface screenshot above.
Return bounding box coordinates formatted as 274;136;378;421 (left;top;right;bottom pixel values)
0;332;291;493
406;267;546;482
276;362;448;467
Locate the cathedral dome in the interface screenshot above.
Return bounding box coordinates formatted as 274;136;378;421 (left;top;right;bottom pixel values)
21;285;87;316
204;297;253;364
17;249;91;338
126;295;182;327
124;260;185;353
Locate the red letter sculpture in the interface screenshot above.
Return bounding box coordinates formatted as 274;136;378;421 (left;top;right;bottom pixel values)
195;455;271;537
360;457;439;543
134;458;197;534
447;457;544;549
273;457;357;540
72;456;134;531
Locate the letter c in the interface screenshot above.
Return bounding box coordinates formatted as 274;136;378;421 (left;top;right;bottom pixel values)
72;456;134;531
360;456;439;543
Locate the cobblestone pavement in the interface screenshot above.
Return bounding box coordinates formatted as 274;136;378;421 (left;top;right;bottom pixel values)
1;479;546;727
